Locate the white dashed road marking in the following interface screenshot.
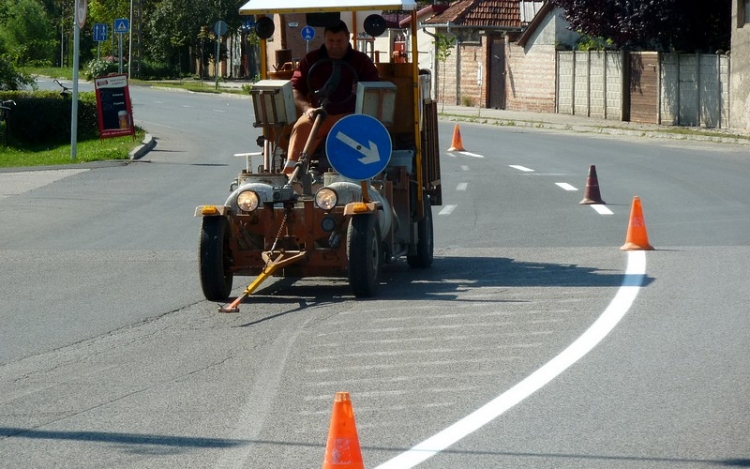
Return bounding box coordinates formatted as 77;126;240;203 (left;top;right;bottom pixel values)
590;204;614;215
438;205;457;216
456;183;468;191
509;165;534;172
458;151;484;158
556;182;578;191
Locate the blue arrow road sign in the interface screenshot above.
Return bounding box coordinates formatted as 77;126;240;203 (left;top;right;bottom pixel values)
301;25;315;41
326;114;392;180
114;18;129;34
93;23;107;42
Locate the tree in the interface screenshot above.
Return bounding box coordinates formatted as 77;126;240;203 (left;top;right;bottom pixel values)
0;54;35;90
550;0;731;52
434;32;455;110
144;0;244;76
0;0;58;64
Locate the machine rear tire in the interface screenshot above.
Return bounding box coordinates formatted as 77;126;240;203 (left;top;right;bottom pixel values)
407;195;434;268
199;216;233;301
347;214;381;297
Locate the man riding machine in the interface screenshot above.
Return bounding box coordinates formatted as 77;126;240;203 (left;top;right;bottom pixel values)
195;0;442;312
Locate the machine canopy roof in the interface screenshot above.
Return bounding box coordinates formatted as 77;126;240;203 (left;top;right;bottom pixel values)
239;0;418;15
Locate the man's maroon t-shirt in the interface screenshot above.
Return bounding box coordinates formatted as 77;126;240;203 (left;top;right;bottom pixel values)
291;45;379;115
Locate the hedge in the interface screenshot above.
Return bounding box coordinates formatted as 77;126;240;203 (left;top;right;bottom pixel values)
0;91;100;146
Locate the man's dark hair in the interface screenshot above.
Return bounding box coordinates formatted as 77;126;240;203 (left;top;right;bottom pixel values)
324;20;350;36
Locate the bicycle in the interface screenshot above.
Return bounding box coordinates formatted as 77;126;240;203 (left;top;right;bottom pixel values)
0;99;16;145
54;79;72;97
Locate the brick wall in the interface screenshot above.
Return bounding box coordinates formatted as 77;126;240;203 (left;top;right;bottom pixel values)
438;50;459;105
436;42;487;106
458;44;485;106
504;42;556;112
435;34;557;111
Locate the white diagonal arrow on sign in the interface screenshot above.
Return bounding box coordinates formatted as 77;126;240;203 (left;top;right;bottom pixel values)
335;131;380;164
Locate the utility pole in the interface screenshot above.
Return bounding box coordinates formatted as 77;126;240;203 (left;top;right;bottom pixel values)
128;0;143;77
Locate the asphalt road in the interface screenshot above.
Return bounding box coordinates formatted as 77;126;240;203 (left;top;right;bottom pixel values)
0;81;748;468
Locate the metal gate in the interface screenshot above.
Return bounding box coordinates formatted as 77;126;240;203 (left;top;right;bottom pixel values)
489;35;506;109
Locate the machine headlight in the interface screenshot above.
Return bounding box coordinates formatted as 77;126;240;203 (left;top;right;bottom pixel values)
237;190;260;212
315;188;338;210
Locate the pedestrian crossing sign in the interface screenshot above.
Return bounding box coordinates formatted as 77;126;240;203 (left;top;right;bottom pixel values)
114;18;129;34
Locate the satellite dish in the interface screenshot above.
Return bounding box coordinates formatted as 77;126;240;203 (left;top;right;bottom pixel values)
363;14;386;37
255;16;275;39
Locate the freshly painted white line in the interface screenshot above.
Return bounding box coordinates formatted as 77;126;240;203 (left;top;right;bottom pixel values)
446;152;457;158
461;165;470;171
456;183;468;191
509;165;534;172
438;205;457;215
591;204;614;215
459;151;484;158
556;182;578;191
374;251;647;469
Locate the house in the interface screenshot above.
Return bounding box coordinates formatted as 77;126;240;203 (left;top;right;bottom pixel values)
421;0;578;111
731;0;750;131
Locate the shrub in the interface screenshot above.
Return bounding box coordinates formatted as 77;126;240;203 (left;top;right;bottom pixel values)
0;90;99;145
85;59;119;80
137;60;178;80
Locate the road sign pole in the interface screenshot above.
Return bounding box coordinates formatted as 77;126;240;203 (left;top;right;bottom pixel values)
71;10;80;160
301;26;315;53
118;32;123;73
215;38;220;89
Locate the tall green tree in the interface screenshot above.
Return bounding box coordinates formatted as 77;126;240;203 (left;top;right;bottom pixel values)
550;0;731;52
0;0;58;64
146;0;243;75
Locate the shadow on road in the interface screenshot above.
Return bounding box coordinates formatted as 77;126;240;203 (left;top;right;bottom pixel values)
224;255;654;324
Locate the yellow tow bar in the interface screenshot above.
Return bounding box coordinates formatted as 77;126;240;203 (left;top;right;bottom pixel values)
219;251;306;313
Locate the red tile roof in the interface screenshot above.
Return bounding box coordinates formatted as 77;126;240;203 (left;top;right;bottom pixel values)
423;0;526;27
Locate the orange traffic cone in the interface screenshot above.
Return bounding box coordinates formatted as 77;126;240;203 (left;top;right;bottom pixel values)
322;392;364;469
447;124;465;151
580;165;605;205
620;196;654;251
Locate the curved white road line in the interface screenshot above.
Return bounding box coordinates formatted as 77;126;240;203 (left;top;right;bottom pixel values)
375;251;647;469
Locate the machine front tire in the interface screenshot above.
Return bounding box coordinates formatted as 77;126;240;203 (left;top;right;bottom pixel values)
347;214;381;297
199;216;233;301
407;195;434;268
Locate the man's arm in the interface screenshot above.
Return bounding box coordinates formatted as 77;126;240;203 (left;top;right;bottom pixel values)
291;55;317;121
293;88;315;121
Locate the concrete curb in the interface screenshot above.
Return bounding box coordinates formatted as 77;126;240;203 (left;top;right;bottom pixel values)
440;113;750;146
129;134;156;160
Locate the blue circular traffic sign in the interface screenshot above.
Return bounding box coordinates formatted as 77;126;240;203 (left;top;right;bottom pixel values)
326;114;392;180
301;25;315;41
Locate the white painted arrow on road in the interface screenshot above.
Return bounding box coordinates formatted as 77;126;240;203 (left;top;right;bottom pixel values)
335;131;380;164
